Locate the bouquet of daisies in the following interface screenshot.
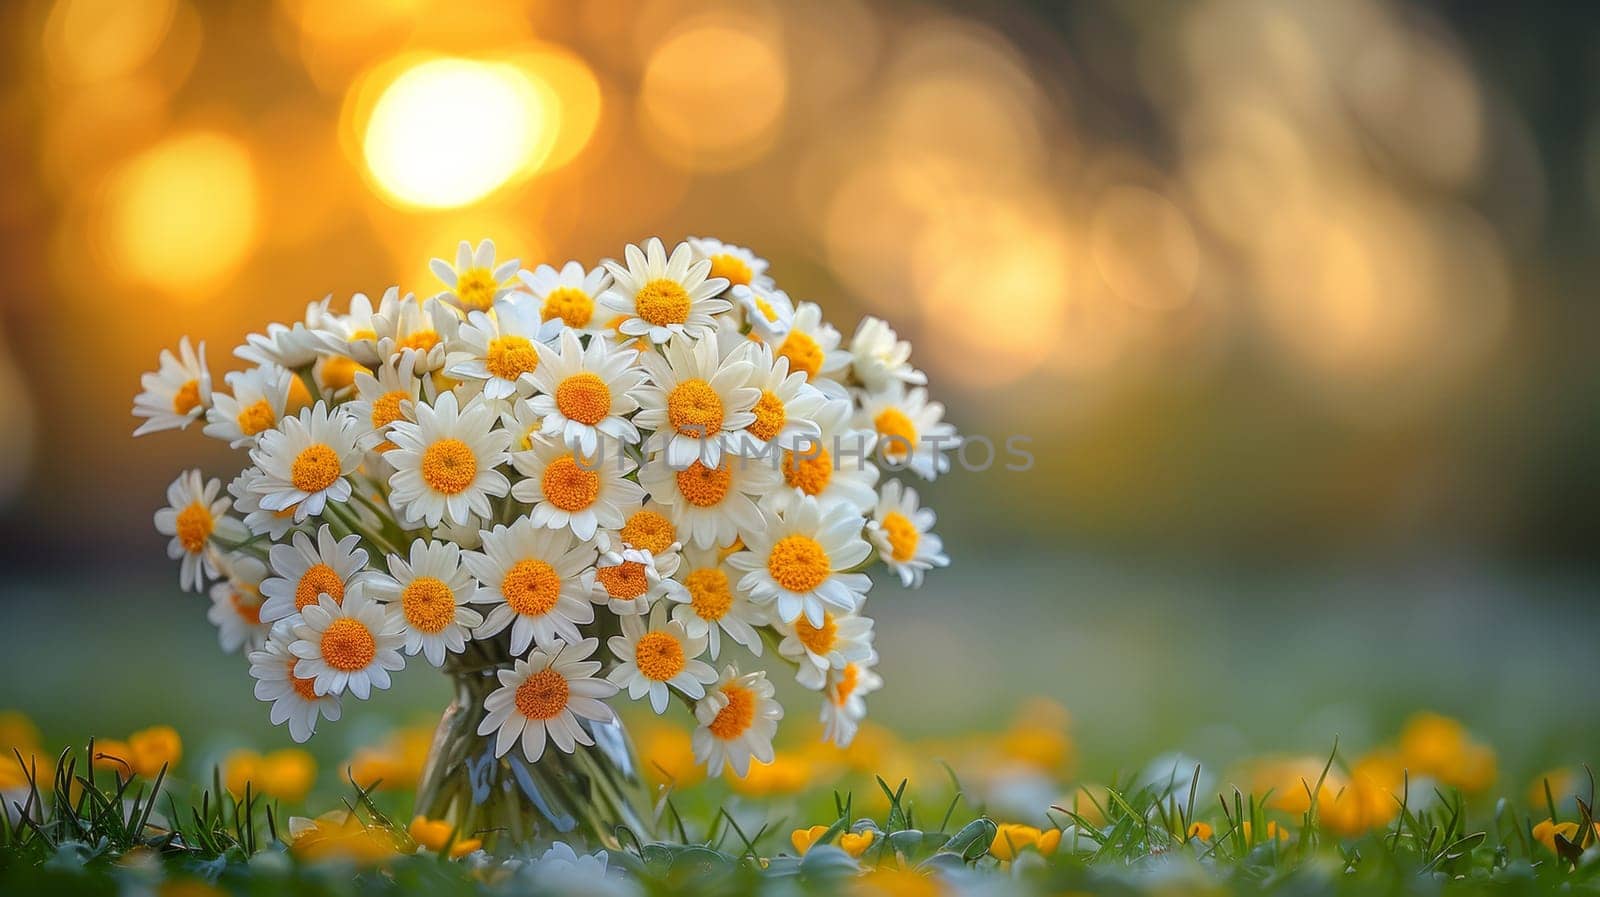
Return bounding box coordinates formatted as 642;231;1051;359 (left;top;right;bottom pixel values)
135;237;954;788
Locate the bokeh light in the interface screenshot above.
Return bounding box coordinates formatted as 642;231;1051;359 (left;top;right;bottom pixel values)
360;57;553;209
639;22;787;171
99;130;259;297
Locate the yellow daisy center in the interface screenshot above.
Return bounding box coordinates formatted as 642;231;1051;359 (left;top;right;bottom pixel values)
291;444;342;494
295;563;345;611
667;379;724;436
747;391;786;442
782;447;832;496
398;330;440;353
541;286;594;327
596;561;648;599
237;399;276;436
752;294;778;322
401;577;456;634
371;390;409;428
874;408;918;454
173;379;202;416
634;631;686;681
175;502;213;554
767;535;831;593
881;511;919;562
349;328;378;342
287;376;312;412
676;460;732;507
319;618;376;671
793;611;837;655
421;438;478;495
621;509;677;554
320;356;364;392
231;591;262;624
708;684;756;739
514;668;570;720
485;335;539;382
685;567;733;621
541;455;600;510
288;659;320;701
503;559;562;616
833;663;860;705
555;372;612;425
455;267;499;311
777;330;823;379
635;278;691;326
708;254;752;287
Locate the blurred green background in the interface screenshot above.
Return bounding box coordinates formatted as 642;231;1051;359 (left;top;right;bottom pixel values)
0;0;1597;785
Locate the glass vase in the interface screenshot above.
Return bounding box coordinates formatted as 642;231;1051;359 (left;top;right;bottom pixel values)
413;660;657;853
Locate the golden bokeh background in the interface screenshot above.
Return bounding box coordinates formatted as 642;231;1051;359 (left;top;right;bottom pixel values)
0;0;1595;757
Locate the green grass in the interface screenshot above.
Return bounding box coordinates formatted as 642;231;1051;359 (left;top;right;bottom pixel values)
4;739;1599;896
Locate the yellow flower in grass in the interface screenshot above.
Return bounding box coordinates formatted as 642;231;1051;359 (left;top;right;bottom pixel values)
1527;767;1580;810
989;823;1060;861
1532;818;1599;853
791;824;876;857
288;810;400;863
853;867;948;897
0;711;42;790
222;748;317;802
408;815;483;858
347;724;434;791
729;751;813;797
1398;712;1496;792
1187;821;1214;841
997;698;1074;774
1240;820;1289;846
637;722;703;789
93;727;182;778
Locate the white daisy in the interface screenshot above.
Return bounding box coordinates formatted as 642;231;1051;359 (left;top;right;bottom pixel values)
464;519;596;654
477;638;618;762
228;467;299;540
606;606;717;713
867;479;949;588
687;236;772;292
366;540;484;667
204;365;293;448
499;397;544;454
633;334;760;468
509;437;645;541
132;337;211;436
312;352;368;399
599;237;731;344
431;238;519;314
258;525;373;624
692;665;782;777
518;260;611;333
371;295;459;372
154;469;246;592
857;383;958;481
525;329;645;455
585;533;684;617
314;288;404;366
638;452;777;550
772;301;850;398
236;319;324;369
206;552;269;653
776;609;875;691
346;351;423;453
445;297;560;400
667;544;764;660
729;285;794;345
728;340;824;455
847;316;926;394
248;403;362;522
764;397;879;517
288;585;407;698
249;626;342;743
820;658;882;748
727;496;873;627
387;391;512;528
